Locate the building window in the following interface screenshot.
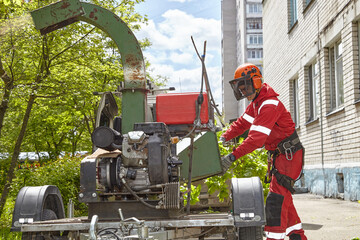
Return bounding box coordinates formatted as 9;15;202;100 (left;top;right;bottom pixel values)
304;0;313;7
289;0;298;28
247;49;263;59
248;34;263;45
238;99;250;116
329;40;344;111
308;61;319;121
292;79;300;127
358;22;360;99
247;18;262;30
247;3;262;14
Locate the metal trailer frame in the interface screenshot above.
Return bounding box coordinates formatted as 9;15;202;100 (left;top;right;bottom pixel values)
19;213;239;239
13;177;265;239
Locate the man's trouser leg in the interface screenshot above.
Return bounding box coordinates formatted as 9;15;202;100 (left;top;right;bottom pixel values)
286;200;306;240
264;151;307;240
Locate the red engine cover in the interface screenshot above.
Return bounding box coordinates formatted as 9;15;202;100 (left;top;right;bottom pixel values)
156;92;209;125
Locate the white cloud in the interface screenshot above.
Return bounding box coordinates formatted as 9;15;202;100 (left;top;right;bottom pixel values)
136;9;221;63
169;52;194;64
146;63;222;107
135;9;222;109
168;0;193;3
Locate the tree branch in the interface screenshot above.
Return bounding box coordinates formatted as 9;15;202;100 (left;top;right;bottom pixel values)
50;27;96;62
35;94;61;99
0;57;11;83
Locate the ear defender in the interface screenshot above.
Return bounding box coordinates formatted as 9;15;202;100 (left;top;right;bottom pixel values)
252;76;262;89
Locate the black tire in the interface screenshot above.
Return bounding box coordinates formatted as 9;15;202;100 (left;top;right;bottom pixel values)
41;209;58;221
22;233;68;240
22;209;67;240
238;226;263;240
21;233;43;240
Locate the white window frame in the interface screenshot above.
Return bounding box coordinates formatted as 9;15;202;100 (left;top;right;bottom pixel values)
247;3;262;14
358;22;360;98
247;19;262;30
247;49;263;59
292;79;300;127
289;0;298;28
329;40;344;111
304;0;312;7
247;34;263;45
308;61;320;121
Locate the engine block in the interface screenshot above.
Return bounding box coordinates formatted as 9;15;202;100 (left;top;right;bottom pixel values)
80;122;183;219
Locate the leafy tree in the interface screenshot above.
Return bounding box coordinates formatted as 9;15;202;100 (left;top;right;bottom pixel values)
0;0;150;217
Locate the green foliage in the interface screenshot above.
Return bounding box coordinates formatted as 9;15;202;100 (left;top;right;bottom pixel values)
0;228;21;240
0;0;163;158
205;128;269;202
0;0;168;236
200;207;219;214
0;155;87;229
181;183;202;205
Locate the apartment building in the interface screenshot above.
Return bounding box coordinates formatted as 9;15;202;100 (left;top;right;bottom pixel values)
263;0;360;200
221;0;263;123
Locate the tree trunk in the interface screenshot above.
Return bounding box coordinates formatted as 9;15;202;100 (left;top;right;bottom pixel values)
0;57;14;138
0;94;36;216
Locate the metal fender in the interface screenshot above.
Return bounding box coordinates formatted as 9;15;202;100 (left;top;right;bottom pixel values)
11;185;65;232
231;177;266;227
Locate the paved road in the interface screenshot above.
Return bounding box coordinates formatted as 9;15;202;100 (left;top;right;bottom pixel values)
288;193;360;240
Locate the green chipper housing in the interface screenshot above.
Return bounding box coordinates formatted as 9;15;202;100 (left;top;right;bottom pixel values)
10;0;265;239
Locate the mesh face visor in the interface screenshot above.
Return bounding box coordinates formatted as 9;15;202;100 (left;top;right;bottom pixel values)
229;77;255;101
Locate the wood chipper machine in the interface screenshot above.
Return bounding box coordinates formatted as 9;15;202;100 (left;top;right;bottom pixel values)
10;0;265;239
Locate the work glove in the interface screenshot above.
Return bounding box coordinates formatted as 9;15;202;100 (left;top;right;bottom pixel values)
221;153;236;172
219;136;230;147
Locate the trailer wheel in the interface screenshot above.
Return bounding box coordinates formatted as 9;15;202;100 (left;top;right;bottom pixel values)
22;233;68;240
238;226;263;240
42;209;58;221
21;209;66;240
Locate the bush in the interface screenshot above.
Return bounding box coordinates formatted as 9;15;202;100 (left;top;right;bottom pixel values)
204;130;269;202
0;154;88;230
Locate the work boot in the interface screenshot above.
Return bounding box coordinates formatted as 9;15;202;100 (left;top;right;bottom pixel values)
289;233;301;240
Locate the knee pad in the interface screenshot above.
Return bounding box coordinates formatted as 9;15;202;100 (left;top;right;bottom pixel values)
265;192;284;226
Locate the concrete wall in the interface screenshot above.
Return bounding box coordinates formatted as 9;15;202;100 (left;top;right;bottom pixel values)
263;0;360;200
222;0;263;122
299;163;360;201
222;0;239;122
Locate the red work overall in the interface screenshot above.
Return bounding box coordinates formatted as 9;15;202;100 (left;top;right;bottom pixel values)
222;83;307;240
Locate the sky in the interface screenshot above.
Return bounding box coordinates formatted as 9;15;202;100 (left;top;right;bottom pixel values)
134;0;222;110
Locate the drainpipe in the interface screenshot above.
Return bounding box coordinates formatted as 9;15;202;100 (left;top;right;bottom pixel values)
317;9;326;197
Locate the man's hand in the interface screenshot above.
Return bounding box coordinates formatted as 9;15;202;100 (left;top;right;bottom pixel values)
220;136;231;147
221;153;236;172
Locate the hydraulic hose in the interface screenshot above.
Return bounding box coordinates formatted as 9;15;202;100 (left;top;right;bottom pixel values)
121;178;158;209
131;183;166;192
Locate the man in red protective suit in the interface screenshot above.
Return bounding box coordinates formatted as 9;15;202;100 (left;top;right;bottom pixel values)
220;63;307;240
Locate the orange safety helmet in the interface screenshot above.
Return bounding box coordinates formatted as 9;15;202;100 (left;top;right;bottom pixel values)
229;63;263;100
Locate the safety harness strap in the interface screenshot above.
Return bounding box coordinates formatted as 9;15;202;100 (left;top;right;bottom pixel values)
264;130;304;194
272;169;296;194
276;130;303;160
